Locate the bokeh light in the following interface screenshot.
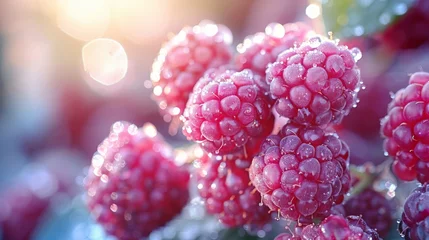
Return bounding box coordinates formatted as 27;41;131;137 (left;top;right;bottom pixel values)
82;38;128;86
57;0;110;41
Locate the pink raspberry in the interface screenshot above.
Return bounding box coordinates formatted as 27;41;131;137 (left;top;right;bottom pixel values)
195;153;271;227
182;68;274;155
236;22;311;76
381;72;429;183
151;21;233;118
399;183;429;240
275;215;381;240
344;189;393;237
249;123;351;224
85;121;190;240
266;36;362;126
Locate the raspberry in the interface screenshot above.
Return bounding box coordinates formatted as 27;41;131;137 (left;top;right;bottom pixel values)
182;68;274;155
249;123;351;224
266;36;362;126
195;153;271;227
399;183;429;240
344;189;393;237
85;121;190;240
381;71;429;183
236;22;311;76
150;21;233;118
275;215;381;240
302;215;381;240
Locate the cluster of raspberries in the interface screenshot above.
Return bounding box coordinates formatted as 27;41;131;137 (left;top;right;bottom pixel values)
85;20;390;240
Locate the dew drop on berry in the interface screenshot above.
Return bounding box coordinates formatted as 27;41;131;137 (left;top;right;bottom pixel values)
350;47;362;62
308;36;322;48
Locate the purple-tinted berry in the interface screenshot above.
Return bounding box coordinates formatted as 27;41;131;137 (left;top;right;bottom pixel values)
151;21;233;118
236;22;311;77
381;71;429;183
344;189;393;237
195;153;271;227
85;122;190;240
249;123;351;224
182;68;274;155
399;184;429;240
266;36;362;126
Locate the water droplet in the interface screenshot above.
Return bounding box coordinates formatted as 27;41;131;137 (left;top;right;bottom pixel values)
308;36;322;48
265;23;285;38
389;92;395;99
350;47;362;61
384;151;389;156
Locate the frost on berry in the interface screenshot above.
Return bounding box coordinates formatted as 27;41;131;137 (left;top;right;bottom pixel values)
182;68;275;155
150;21;233;119
275;215;381;240
381;71;429;183
249;123;351;224
344;189;393;237
236;22;312;77
195;153;271;227
85;121;190;240
399;184;429;240
266;35;362;126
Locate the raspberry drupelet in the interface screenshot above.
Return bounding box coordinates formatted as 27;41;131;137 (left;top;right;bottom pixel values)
381;72;429;183
151;21;233;119
275;215;381;240
249;123;351;225
399;183;429;240
266;36;362;126
235;22;311;77
85;121;190;240
344;189;393;237
195;153;271;227
182;68;274;155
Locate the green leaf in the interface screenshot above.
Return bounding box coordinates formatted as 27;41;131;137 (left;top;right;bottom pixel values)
321;0;416;38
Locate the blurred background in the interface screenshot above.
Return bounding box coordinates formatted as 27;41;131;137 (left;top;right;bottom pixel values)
0;0;427;239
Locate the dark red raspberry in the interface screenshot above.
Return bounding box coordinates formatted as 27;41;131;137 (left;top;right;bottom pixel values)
85;121;190;240
182;68;274;155
195;152;271;227
150;21;233;118
344;189;393;237
249;123;351;224
266;36;362;126
381;71;429;183
379;0;429;50
302;215;381;240
235;22;311;76
399;183;429;240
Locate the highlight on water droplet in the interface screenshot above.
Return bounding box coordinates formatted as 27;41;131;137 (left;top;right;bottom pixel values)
82;38;128;86
350;47;362;62
308;36;322;48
